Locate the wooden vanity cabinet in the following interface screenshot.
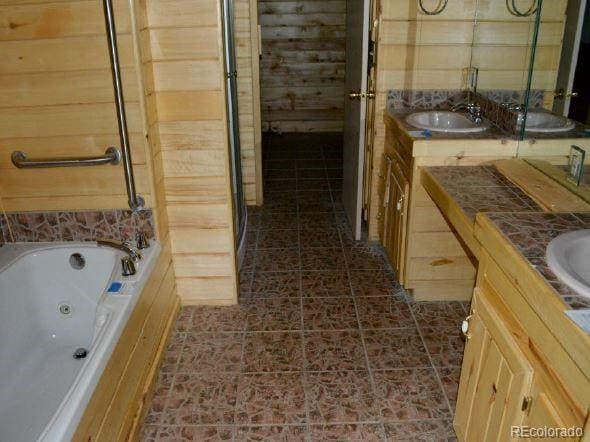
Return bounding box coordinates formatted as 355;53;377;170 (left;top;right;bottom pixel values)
455;288;533;440
378;116;487;300
454;250;587;441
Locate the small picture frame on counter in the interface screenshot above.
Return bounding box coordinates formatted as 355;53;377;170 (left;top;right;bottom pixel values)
567;145;586;187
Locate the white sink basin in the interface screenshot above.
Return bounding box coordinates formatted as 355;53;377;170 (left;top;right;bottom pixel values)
546;230;590;298
525;112;575;133
405;111;489;133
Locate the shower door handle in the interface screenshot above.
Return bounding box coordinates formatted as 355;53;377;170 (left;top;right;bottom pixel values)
349;91;363;99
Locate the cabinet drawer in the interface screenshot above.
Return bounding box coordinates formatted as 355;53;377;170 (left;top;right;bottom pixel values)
406;256;476;281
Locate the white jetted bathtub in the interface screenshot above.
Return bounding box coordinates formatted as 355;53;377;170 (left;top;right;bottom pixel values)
0;241;159;442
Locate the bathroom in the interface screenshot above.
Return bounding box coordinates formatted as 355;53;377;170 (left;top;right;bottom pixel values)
0;0;589;440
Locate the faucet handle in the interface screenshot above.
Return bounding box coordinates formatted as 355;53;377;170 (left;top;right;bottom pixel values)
136;231;150;250
121;256;136;276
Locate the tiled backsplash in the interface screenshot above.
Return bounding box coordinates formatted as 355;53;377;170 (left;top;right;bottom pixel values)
0;209;155;244
387;89;469;110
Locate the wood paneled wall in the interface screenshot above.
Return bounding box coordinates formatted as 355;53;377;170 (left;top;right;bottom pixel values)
473;0;567;100
235;0;262;204
136;0;239;304
367;0;567;240
258;0;346;132
0;0;153;212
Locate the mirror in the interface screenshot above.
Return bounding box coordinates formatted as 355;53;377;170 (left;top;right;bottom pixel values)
519;0;590;156
468;0;543;139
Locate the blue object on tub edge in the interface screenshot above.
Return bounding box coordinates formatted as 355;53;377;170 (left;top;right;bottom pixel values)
107;281;123;293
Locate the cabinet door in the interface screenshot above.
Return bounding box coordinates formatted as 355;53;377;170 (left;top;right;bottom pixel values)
455;288;534;442
385;159;409;279
377;154;392;243
523;388;582;442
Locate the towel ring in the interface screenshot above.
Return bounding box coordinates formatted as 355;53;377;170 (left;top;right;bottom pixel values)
506;0;538;17
418;0;448;15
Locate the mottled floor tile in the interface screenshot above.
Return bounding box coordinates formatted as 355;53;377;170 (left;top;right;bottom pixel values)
255;248;300;272
300;248;347;271
155;426;234;441
190;306;248;332
174;308;195;332
236;373;307;424
304;371;379;423
309;423;385;441
348;271;402;298
304;331;366;371
177;332;243;373
299;227;342;248
160;333;187;373
436;366;461;411
355;296;414;329
299;212;337;230
383;419;457;441
411;302;467;329
246;298;302;331
257;229;299;249
363;329;430;370
301;271;352;298
259;212;299;230
373;369;450;421
297;179;330;191
420;327;466;368
162;373;239;425
139;425;159;441
298;169;327;180
243;332;303;372
344;247;389;271
302;297;358;330
235;425;307;441
247;272;301;298
143;373;174;425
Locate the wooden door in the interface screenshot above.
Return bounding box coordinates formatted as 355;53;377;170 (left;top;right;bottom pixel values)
455;288;534;442
342;0;370;240
553;0;587;115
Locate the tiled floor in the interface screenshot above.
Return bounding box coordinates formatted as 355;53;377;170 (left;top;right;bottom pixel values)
141;133;467;441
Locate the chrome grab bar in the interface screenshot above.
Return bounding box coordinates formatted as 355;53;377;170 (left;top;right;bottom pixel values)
103;0;143;210
11;147;121;169
9;0;143;210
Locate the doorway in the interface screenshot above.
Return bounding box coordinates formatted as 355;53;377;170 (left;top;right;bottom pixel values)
569;1;590;124
256;0;374;241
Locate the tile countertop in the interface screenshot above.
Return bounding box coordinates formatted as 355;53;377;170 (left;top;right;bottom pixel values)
423;165;590;312
483;212;590;311
425;165;541;221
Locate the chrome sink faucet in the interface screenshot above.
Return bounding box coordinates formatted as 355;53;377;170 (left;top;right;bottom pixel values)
450;102;484;124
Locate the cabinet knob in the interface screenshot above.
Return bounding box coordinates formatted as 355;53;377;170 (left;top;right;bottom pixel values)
461;315;472;340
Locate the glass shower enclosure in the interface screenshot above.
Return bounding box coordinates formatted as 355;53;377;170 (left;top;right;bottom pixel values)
220;0;248;269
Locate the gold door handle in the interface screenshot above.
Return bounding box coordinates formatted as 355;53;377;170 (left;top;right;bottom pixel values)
349;91;363;99
554;88;579;99
367;92;376;99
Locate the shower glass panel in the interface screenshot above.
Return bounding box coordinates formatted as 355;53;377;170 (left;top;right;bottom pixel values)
221;0;248;267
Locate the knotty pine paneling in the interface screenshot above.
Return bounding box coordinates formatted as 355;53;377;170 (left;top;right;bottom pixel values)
235;0;262;204
258;0;346;132
0;0;152;212
136;0;239;304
